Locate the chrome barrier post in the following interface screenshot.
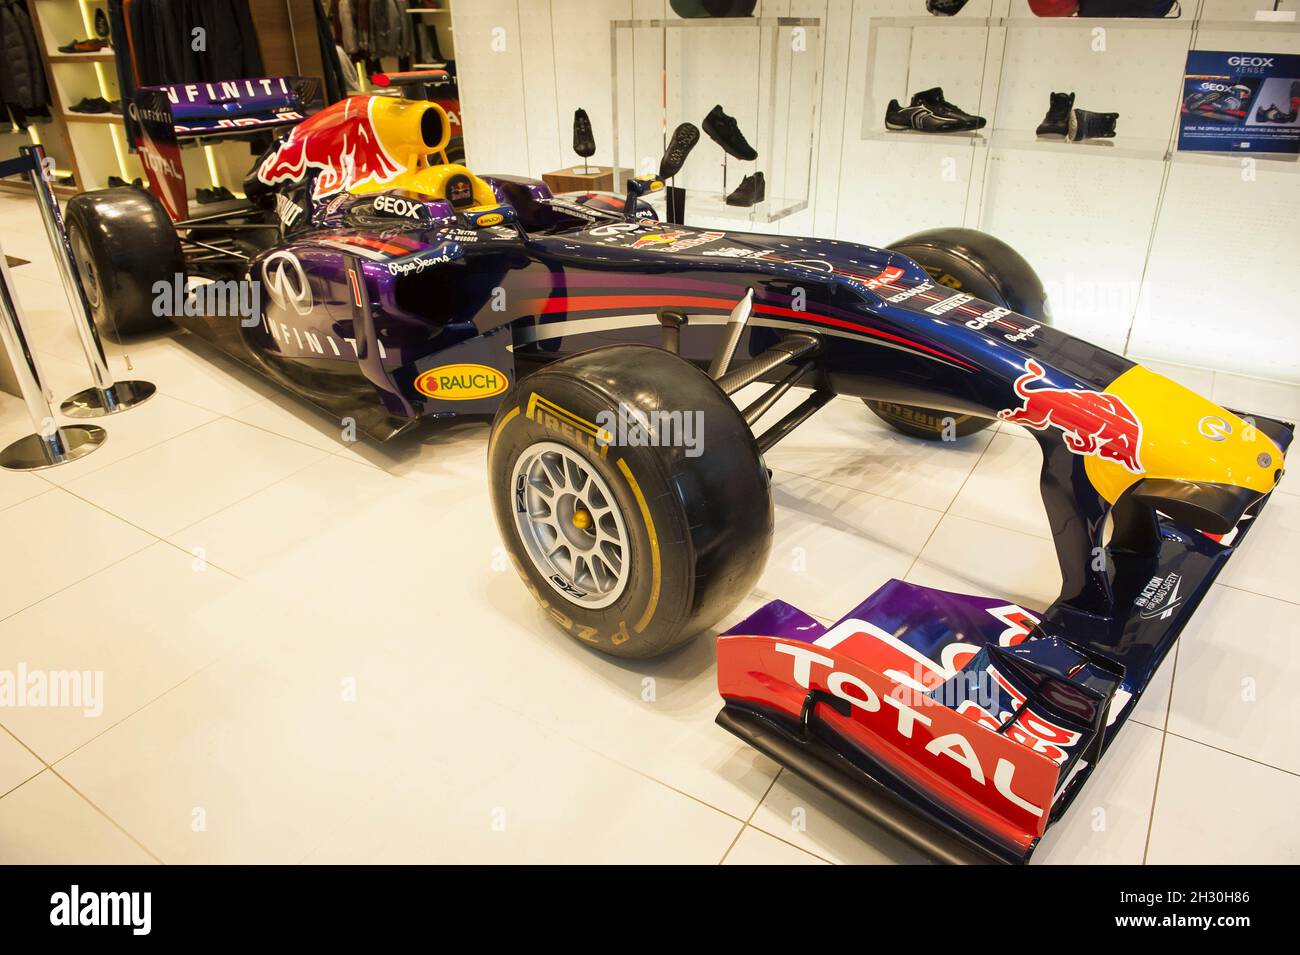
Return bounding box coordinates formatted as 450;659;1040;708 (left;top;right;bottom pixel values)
20;144;155;418
0;240;105;470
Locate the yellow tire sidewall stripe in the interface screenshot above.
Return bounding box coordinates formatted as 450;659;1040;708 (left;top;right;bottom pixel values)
616;457;661;634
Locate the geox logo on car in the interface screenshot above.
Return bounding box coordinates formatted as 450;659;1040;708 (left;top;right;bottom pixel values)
414;363;509;400
373;194;428;220
50;885;151;936
1137;573;1183;620
925;293;973;315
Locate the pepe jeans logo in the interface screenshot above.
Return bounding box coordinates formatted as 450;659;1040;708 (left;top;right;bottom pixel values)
414;363;508;400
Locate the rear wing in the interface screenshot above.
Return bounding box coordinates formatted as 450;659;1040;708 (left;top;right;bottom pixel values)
134;77;321;221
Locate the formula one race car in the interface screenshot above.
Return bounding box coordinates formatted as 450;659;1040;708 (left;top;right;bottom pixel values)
65;78;1291;864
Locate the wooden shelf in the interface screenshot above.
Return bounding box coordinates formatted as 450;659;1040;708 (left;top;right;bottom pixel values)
47;51;116;63
62;112;122;124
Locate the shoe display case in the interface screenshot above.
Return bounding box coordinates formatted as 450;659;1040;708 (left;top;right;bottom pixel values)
851;0;1300;360
609;14;824;225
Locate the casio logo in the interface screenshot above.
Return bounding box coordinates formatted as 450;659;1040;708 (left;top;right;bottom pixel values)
373;194;427;220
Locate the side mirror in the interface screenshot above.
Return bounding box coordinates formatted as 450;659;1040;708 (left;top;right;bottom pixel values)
623;174;665;216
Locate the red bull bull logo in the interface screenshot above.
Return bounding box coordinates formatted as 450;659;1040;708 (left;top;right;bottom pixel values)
999;359;1144;474
257;97;404;200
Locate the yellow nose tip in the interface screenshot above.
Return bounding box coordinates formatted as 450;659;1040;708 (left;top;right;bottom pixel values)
572;508;592;530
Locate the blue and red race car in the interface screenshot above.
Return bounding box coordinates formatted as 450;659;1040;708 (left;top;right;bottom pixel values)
65;76;1290;863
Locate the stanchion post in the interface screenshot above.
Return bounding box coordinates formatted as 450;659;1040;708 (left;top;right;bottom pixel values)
20;143;155;418
0;235;105;470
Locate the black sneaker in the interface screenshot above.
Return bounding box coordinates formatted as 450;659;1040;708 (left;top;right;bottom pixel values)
885;98;979;133
926;0;969;13
659;122;700;179
572;108;595;159
703;105;758;161
69;97;111;114
912;87;986;130
1254;103;1296;124
1036;91;1074;136
94;7;110;38
725;171;765;207
1067;108;1118;142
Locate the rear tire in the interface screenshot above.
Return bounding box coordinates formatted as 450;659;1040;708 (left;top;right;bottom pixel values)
865;227;1051;441
488;344;772;658
66;187;182;343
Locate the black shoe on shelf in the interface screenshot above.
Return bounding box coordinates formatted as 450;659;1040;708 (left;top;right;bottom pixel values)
725;171;765;207
911;87;986;129
109;99;123;114
572;108;595;159
195;187;216;204
926;0;970;13
703;105;758;161
659;122;700;179
885;97;980;133
94;7;110;38
212;186;236;202
1036;91;1075;136
1067;108;1119;142
69;97;112;114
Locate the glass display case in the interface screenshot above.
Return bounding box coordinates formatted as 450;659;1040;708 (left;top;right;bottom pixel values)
610;15;824;225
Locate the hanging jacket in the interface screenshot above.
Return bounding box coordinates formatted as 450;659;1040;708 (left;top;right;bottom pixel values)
0;0;47;111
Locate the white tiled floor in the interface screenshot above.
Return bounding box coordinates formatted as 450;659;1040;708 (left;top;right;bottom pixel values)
0;194;1297;864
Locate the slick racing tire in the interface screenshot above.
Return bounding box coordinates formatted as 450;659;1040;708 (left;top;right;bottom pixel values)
66;187;182;343
866;227;1051;441
489;345;773;659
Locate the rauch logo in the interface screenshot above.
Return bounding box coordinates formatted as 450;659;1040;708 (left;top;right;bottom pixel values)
414;363;509;400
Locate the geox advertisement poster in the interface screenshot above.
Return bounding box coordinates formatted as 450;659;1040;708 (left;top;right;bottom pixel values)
1179;50;1300;154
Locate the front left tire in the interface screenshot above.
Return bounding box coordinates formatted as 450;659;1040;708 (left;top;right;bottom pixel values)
488;344;773;659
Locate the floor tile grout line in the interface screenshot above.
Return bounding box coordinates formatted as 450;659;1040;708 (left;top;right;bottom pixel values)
900;429;1000;583
1141;642;1179;865
0;483;56;516
0;536;157;626
42;414;220;491
743;822;837;864
1161;730;1300;780
467;691;761;833
49;656;226;772
718;768;785;865
1212;579;1300;609
144;440;332;542
44;766;166;864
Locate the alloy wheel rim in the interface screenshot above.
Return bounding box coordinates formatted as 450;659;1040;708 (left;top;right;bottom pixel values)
511;441;631;610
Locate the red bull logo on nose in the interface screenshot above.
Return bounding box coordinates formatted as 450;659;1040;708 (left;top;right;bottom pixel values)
999;360;1144;474
257;97;404;201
